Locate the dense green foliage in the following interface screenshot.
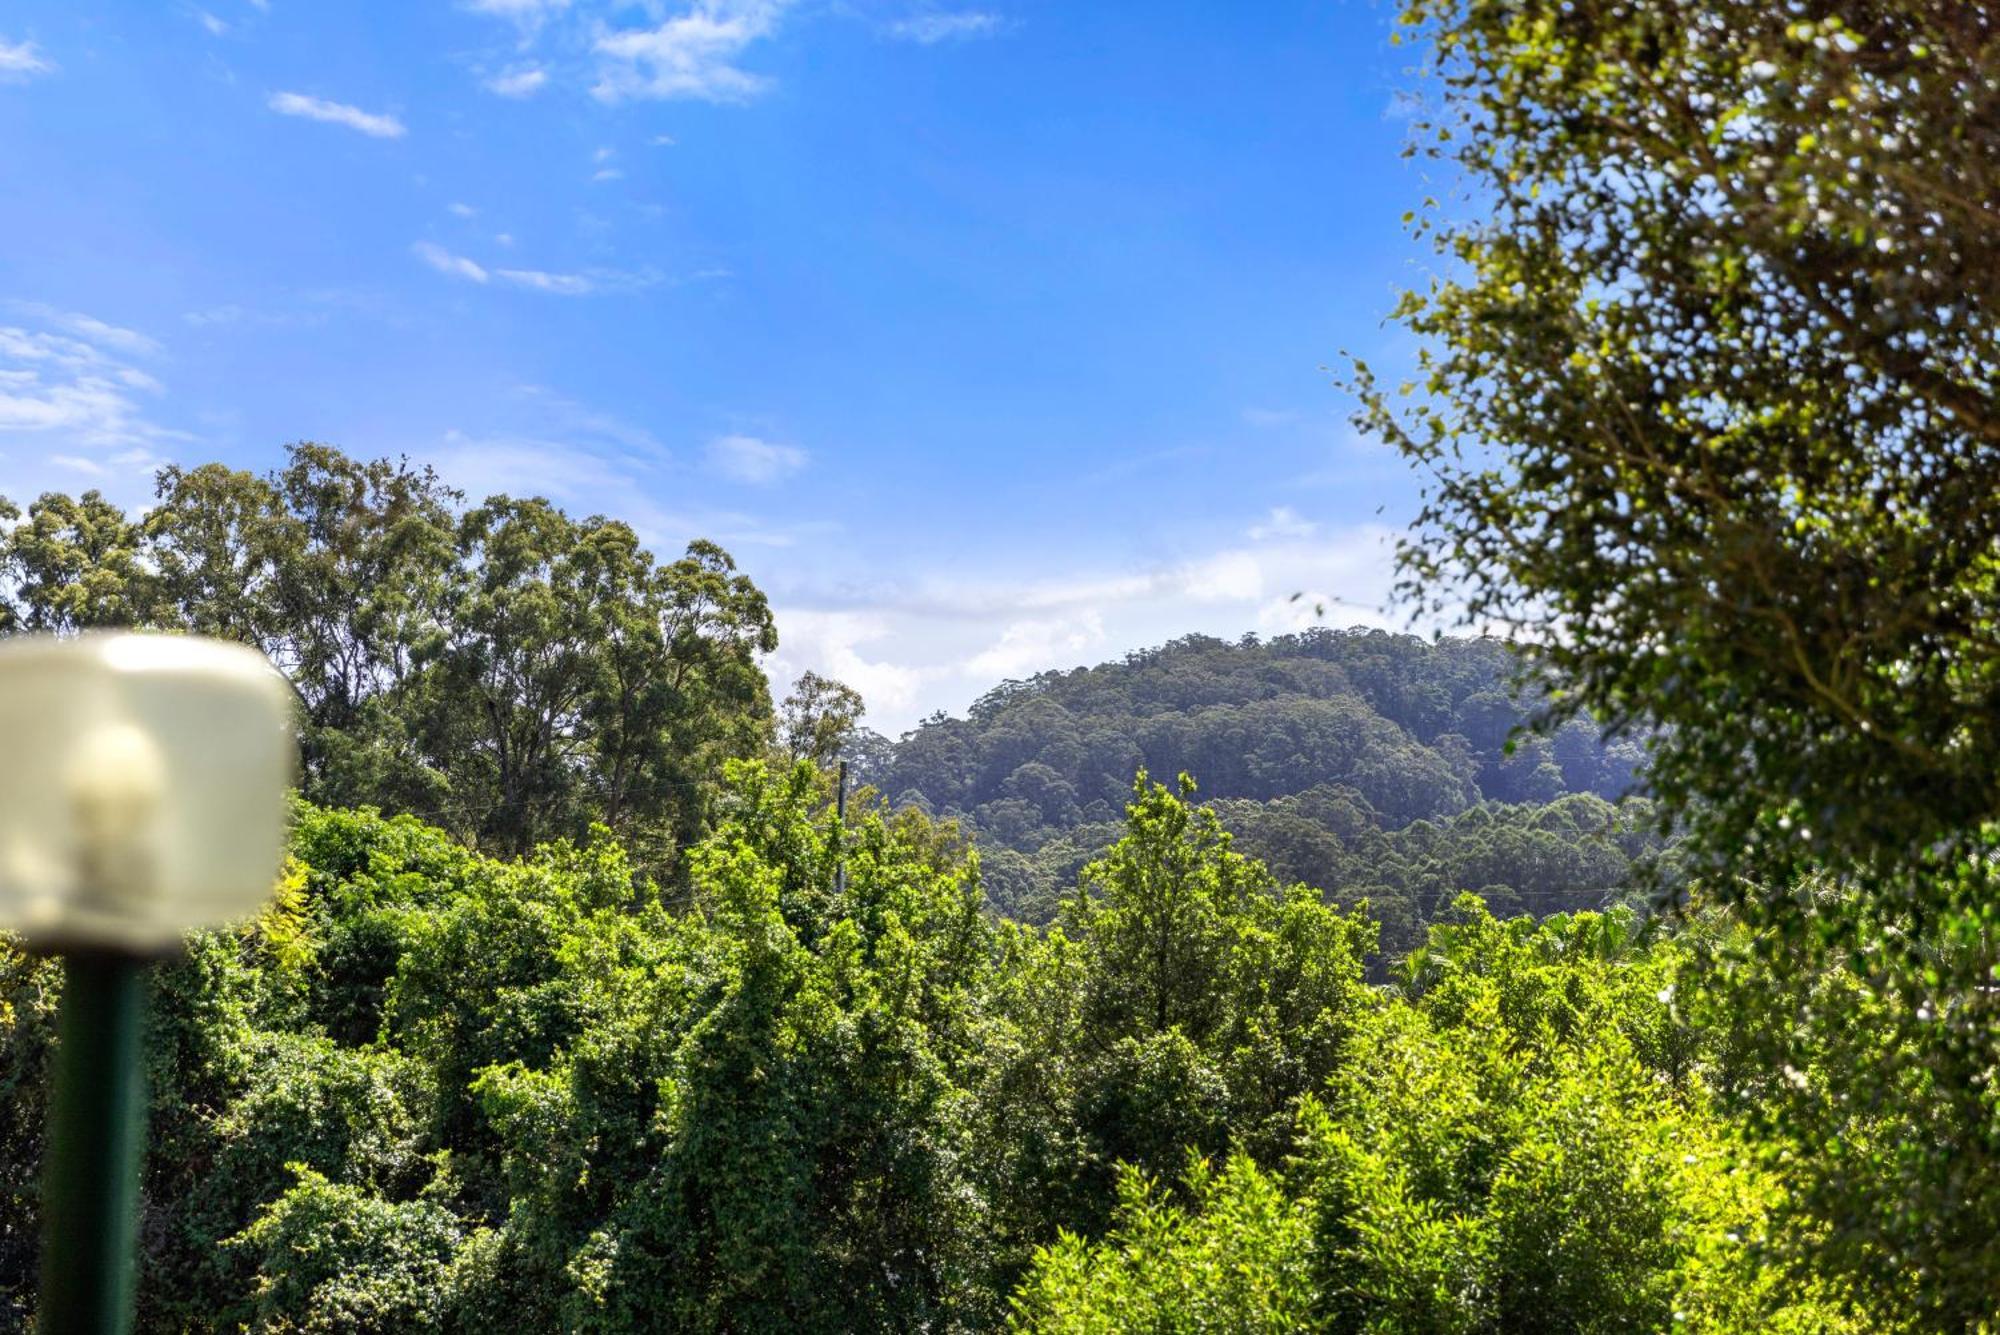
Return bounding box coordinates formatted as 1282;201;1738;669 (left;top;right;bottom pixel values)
0;445;777;871
863;631;1666;949
2;774;1863;1330
1360;0;2000;1324
7;0;1999;1321
1012;900;1867;1334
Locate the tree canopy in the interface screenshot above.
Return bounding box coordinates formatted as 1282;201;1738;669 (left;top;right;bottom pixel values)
0;445;777;874
1360;0;2000;1321
1;772;1867;1330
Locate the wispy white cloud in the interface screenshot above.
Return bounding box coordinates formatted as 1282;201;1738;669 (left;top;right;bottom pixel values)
413;241;656;296
887;9;1002;44
707;433;806;484
470;0;995;103
485;65;548;97
412;240;489;282
268;91;406;138
448;201;477;218
49;453;109;478
495;267;595;294
0;37;54;80
0;308;192;486
9;302;161;357
195;11;229;36
430;430;630;503
592;0;791;104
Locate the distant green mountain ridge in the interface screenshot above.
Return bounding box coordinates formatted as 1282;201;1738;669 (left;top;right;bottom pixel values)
857;628;1669;948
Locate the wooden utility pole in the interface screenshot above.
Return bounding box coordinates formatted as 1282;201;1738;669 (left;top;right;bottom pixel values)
834;758;848;899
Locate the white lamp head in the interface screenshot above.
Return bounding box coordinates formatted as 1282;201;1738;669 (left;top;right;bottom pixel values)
0;633;299;952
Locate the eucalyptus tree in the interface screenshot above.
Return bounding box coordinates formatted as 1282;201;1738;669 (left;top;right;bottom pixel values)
437;504;776;861
778;670;867;767
7;444;780;872
0;489;159;632
147;448;464;814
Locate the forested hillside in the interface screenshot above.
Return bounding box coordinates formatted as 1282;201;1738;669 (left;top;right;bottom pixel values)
862;631;1668;947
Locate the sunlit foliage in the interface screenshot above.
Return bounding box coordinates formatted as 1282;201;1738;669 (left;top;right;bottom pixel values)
1356;0;2000;1322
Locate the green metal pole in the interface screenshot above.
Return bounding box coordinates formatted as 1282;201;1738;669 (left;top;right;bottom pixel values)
38;949;148;1335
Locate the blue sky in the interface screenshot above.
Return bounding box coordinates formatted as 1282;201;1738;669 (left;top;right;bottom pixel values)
0;0;1429;734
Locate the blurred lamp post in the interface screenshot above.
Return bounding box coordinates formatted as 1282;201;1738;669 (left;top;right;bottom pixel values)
0;634;296;1335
